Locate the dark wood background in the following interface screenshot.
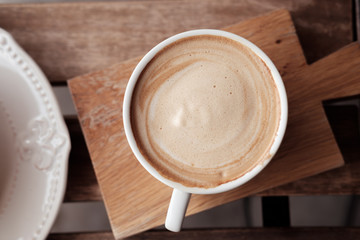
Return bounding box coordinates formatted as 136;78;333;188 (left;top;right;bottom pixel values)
0;0;359;239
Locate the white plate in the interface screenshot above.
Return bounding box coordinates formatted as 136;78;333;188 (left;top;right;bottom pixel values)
0;29;70;240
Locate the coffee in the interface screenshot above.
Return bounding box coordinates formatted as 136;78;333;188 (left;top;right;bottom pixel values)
130;35;281;188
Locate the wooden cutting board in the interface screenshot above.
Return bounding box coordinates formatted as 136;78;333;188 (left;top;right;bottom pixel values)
68;9;360;239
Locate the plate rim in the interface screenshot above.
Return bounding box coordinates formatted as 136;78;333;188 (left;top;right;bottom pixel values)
0;28;71;240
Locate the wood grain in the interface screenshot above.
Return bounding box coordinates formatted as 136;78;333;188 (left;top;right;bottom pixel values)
47;228;360;240
67;10;355;239
0;0;351;83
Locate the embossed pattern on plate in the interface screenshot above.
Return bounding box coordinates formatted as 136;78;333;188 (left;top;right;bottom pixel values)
0;28;70;240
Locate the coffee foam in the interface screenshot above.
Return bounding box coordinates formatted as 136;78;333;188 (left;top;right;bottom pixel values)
131;35;280;188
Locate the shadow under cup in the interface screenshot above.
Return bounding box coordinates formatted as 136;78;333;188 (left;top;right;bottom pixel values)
123;29;288;232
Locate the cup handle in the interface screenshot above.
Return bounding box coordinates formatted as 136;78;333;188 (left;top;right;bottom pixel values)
165;189;191;232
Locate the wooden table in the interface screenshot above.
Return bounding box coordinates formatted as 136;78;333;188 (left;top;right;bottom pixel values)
0;0;359;239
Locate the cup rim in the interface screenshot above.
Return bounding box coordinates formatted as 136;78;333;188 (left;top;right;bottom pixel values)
123;29;288;194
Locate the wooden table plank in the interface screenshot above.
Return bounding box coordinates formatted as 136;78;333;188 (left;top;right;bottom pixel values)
291;0;353;63
0;0;352;84
63;100;360;201
47;228;360;240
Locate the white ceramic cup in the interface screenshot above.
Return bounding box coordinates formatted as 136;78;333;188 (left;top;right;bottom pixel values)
123;29;288;232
